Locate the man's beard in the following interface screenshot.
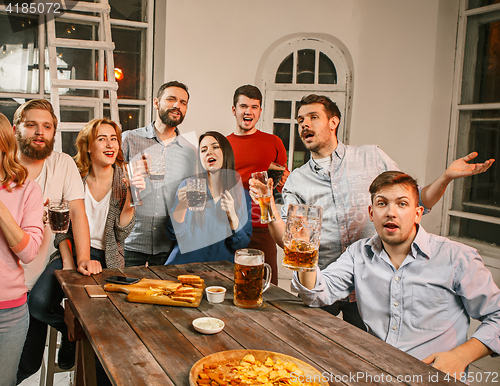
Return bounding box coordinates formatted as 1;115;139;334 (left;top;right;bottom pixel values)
159;107;184;127
16;131;54;160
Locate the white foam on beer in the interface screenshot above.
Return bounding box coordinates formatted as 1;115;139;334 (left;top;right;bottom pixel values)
235;254;262;266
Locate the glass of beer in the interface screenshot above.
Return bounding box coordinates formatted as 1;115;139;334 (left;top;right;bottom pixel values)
186;178;207;211
267;162;286;189
283;204;323;271
233;249;272;308
251;171;276;224
122;162;143;207
48;199;70;233
142;152;165;182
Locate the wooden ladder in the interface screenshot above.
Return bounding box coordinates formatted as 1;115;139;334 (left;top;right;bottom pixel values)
46;0;119;134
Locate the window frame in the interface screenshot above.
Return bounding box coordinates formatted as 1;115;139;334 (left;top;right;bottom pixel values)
0;1;154;152
443;0;500;258
258;35;353;171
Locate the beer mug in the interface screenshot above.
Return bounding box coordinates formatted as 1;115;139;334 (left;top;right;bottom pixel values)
48;199;70;233
186;178;207;211
233;249;272;308
282;204;322;271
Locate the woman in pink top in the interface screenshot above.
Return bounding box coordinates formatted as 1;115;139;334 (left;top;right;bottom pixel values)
0;113;43;386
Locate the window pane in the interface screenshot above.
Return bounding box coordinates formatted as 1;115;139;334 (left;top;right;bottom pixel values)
104;106;142;133
319;52;337;84
297;49;315;84
453;110;500;217
274;100;292;119
61;132;80;157
112;27;144;99
48;21;98;97
0;15;39;93
60;107;94;156
449;217;500;246
109;0;146;22
462;12;500;104
273;123;290;151
468;0;500;9
0;98;22;123
275;53;293;84
293;123;310;169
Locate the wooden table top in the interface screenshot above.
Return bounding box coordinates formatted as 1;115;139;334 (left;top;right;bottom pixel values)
55;261;462;386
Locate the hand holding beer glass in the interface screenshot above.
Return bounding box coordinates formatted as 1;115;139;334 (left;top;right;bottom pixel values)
233;249;272;308
122;160;144;207
250;171;276;224
283;204;323;271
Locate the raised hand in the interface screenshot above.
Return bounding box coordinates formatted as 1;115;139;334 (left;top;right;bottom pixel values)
444;152;495;181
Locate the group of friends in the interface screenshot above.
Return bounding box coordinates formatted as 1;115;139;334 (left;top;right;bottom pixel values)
0;80;499;386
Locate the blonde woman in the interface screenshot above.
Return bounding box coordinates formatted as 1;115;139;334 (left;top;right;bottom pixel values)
49;118;137;269
0;113;43;386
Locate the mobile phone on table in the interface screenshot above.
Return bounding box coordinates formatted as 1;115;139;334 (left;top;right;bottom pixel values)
85;285;108;298
105;275;140;285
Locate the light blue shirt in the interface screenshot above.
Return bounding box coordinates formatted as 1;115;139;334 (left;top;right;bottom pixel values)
292;226;500;360
282;142;399;268
122;123;196;255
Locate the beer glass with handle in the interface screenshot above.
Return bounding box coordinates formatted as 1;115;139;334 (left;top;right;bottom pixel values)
251;171;275;224
233;249;272;308
186;177;207;211
48;199;70;233
282;204;323;271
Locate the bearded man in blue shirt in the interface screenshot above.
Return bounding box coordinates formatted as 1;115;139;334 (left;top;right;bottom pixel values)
292;171;500;378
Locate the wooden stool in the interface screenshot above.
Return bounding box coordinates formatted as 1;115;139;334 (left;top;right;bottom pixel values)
39;326;74;386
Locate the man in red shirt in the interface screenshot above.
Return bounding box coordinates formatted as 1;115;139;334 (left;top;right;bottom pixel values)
227;85;288;285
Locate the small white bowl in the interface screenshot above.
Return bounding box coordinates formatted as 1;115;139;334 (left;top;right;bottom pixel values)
205;286;226;303
192;317;225;334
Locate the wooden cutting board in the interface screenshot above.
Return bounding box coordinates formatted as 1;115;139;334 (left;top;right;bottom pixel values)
103;279;204;307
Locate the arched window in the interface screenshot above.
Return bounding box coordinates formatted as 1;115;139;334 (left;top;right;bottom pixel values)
258;35;353;170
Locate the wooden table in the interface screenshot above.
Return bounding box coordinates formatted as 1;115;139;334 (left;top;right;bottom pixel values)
55;261;462;386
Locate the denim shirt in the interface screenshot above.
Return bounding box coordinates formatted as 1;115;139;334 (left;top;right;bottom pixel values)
292;226;500;361
122;122;197;255
281;142;399;269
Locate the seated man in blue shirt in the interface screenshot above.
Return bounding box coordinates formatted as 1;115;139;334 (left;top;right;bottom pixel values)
292;171;500;377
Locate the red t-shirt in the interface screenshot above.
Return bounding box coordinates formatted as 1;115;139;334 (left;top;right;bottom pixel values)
227;130;288;228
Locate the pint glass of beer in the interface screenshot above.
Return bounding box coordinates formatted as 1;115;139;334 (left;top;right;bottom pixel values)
186;178;207;211
283;204;323;271
122;162;143;207
233;249;272;308
251;171;275;224
48;199;70;234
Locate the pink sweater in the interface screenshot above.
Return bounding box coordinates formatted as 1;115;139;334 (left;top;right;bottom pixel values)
0;180;43;309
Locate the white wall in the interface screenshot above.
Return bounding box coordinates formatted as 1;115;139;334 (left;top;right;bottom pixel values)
154;0;459;233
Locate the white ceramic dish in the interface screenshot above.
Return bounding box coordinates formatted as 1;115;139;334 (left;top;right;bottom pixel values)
205;286;226;303
192;317;225;334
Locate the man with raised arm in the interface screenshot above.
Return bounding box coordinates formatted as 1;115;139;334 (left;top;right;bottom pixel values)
292;171;500;379
251;94;494;329
14;99;101;381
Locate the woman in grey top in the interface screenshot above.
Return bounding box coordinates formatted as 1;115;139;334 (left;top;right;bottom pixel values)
51;118;138;269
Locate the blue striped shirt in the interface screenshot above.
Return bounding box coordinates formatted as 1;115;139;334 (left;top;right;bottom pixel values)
122;123;197;255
